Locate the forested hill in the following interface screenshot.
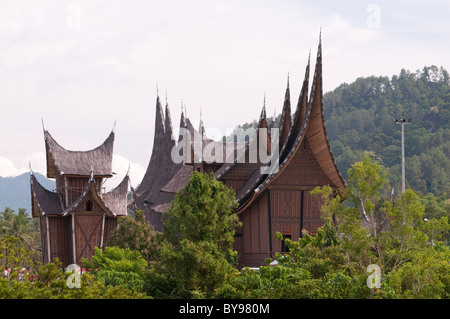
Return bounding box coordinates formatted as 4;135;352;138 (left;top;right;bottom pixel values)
229;66;450;196
324;65;450;196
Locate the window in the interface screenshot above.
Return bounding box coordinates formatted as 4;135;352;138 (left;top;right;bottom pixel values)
85;200;93;211
281;234;291;253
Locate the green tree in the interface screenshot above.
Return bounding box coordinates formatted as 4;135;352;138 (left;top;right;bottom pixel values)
83;246;148;293
107;210;160;265
153;172;241;298
0;237;147;299
0;235;34;272
327;156;428;287
308;155;450;298
0;208;41;263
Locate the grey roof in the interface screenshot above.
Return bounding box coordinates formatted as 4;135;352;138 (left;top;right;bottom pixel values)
131;96;182;230
160;165;194;194
131;186;164;232
30;172;63;217
102;173;129;216
134;97;181;204
44;129;114;178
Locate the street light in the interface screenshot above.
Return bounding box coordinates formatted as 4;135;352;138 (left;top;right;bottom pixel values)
394;114;411;193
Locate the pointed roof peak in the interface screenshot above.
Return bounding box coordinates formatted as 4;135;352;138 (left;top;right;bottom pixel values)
317;28;322;57
165;101;174;138
41;117;46;133
112;120;117;134
305;50;311;80
284;73;291;102
199;108;205;136
260;96;267;120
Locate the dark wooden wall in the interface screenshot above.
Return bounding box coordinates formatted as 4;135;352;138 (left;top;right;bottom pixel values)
40;216;71;266
235;138;335;267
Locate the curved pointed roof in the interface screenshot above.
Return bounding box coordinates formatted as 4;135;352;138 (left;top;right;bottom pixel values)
234;38;346;214
30;172;62;217
102;173;130;216
278;75;292;150
44;129;114;178
135;96;181;203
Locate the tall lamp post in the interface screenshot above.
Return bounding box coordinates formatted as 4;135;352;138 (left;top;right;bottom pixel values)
394;114;411;193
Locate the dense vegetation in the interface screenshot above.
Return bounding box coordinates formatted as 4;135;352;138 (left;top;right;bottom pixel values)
1;159;449;299
324;65;450;196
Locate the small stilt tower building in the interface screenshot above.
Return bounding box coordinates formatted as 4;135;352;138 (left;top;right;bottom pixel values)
30;125;129;266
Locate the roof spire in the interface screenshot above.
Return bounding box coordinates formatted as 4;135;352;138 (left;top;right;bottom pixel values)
284;72;290;102
318;27;322;57
165;102;174;140
279;73;292;149
260;95;267;120
287;72;290;90
41;117;46;133
156;82;159;97
307;49;311;78
199;108;205;136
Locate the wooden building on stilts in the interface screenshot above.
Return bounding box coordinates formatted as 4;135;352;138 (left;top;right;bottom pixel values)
132;36;346;267
30;125;129;267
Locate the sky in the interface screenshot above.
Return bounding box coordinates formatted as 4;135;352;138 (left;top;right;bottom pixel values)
0;0;449;190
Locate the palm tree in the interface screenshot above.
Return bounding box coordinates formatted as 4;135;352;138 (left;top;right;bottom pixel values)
0;207;15;235
0;207;42;264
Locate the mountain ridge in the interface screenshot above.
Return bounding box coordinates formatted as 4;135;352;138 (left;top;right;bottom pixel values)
0;172;55;213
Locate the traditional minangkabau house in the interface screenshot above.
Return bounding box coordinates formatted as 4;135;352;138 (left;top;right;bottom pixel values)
30;125;129;266
132;37;346;267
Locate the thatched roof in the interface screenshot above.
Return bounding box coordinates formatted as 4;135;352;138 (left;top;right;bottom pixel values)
30;172;62;217
102;173;129;216
44;129;114;178
134;97;181;204
160;165;194;194
130;97;182;230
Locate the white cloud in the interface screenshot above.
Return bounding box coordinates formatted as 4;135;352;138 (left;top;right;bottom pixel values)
0;156;22;177
0;152;46;177
103;154;146;191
